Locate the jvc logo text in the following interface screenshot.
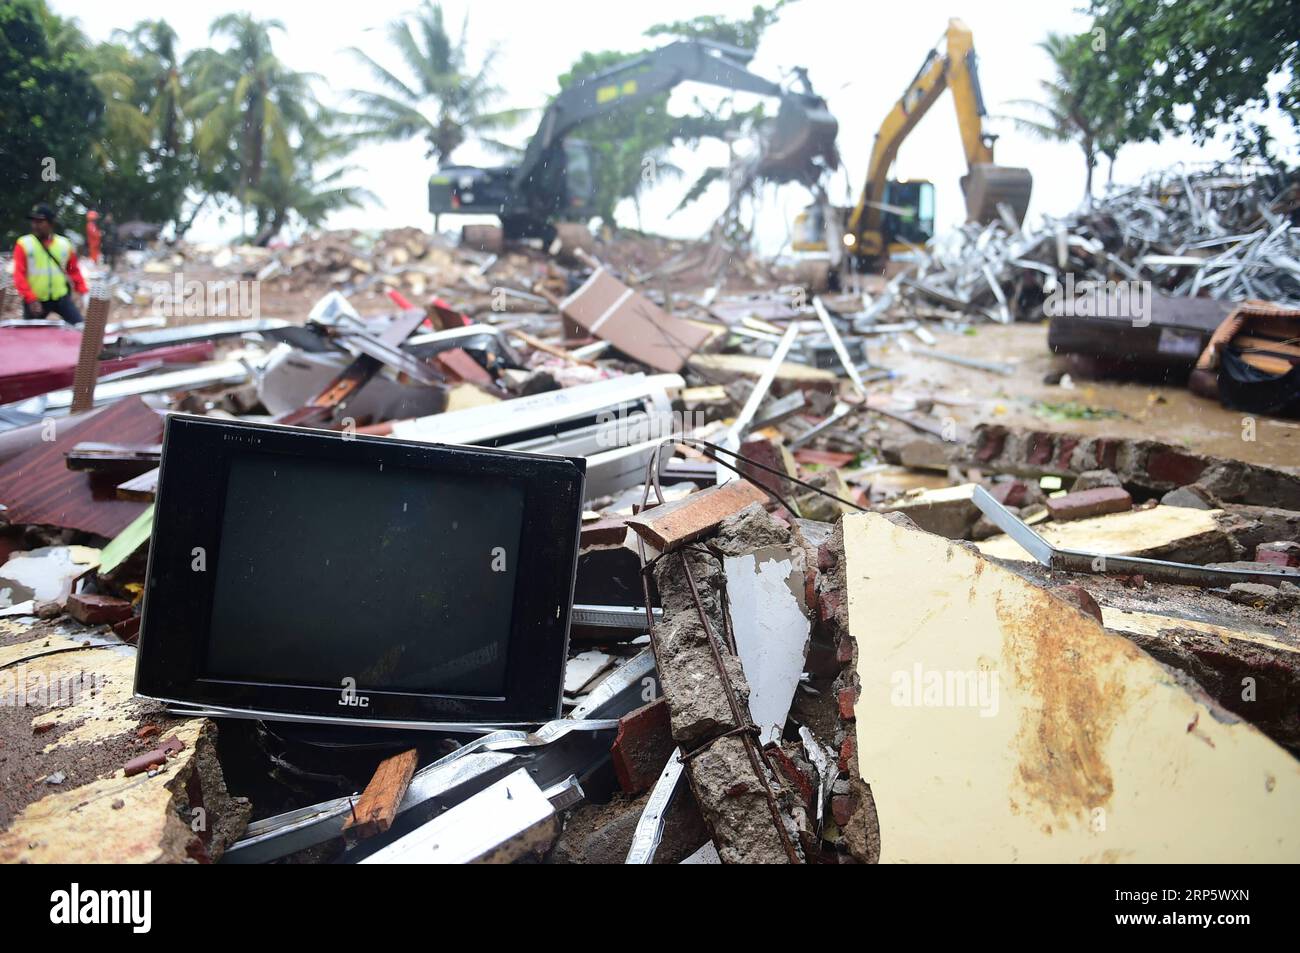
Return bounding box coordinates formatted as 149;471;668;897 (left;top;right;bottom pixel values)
339;676;369;707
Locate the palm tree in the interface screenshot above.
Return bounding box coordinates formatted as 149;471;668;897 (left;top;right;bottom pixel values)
117;20;185;155
1004;32;1122;202
245;117;376;243
343;1;528;166
185;14;321;220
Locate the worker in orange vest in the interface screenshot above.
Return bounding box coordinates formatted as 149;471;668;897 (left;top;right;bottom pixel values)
86;210;102;264
12;204;88;325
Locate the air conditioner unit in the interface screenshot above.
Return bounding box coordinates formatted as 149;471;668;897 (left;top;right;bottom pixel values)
390;373;685;499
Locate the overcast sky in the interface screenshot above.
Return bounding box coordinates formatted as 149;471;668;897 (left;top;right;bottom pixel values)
56;0;1300;251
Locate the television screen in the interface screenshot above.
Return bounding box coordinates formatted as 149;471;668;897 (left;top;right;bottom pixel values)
206;454;525;696
135;415;584;727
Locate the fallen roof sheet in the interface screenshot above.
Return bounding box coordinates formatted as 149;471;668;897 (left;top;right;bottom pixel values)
0;396;161;538
0;324;214;405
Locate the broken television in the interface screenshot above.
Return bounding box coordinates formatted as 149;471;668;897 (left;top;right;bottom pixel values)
134;415;585;728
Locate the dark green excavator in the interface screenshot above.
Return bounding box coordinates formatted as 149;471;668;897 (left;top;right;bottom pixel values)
427;39;840;250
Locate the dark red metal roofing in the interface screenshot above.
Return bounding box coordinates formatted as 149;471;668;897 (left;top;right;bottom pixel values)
0;396;163;539
0;325;215;403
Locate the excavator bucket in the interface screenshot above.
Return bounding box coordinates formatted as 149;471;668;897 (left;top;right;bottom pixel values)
962;164;1033;225
755;94;840;185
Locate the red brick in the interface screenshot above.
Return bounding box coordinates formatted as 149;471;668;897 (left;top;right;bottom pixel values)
1051;585;1103;625
837;686;857;720
838;735;855;773
626;480;769;551
817;540;837;572
818;589;843;622
1026;432;1055;466
739;436;794;499
1096;440;1120;472
611;698;674;795
112;615;140;644
579;516;628;548
974;426;1006;463
831;793;858;827
1145;449;1207;486
835;634;854;665
66;592;133;626
766;744;815;810
1055;437;1079;470
1255;542;1300;568
1046;486;1132;521
989;480;1029;508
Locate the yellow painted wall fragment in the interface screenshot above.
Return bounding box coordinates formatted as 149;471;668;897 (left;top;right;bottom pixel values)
845;512;1300;862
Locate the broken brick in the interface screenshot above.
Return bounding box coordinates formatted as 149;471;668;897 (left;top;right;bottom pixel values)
123;735;184;777
66;593;134;626
1050;584;1103;625
1145;449;1207;487
611;698;674;795
627;479;769;551
1256;542;1300;568
1046;486;1133;521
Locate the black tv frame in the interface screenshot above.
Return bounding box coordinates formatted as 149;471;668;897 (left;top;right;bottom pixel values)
134;414;585;728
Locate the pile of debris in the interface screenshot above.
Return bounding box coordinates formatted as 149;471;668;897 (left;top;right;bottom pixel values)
1;210;1298;864
867;164;1300;324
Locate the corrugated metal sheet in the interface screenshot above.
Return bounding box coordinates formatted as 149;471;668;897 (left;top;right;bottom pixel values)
0;396;162;538
0;325;215;403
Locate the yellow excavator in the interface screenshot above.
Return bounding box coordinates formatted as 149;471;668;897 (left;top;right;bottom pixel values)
795;18;1033;280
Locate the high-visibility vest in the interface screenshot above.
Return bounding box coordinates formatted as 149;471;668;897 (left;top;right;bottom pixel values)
17;234;73;301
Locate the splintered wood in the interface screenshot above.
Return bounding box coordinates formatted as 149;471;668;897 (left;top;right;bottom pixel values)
343;748;420;840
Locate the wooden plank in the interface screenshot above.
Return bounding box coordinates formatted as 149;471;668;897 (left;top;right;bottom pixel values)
342;748;419;840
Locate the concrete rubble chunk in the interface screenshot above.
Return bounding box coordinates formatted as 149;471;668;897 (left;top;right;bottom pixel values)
647;519;804;864
1161;484;1218;509
978;504;1236;565
1071;469;1122;492
686;735;795;864
882;483;981;539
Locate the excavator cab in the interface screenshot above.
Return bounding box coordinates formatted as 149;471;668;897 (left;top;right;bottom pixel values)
880;179;936;247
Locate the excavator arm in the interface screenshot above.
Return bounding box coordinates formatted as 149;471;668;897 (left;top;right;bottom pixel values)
516;41;790;189
430;40;838;242
845;18;1030;258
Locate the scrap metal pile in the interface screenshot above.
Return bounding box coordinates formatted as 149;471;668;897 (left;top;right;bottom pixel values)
868;164;1300;324
1;210;1299;865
